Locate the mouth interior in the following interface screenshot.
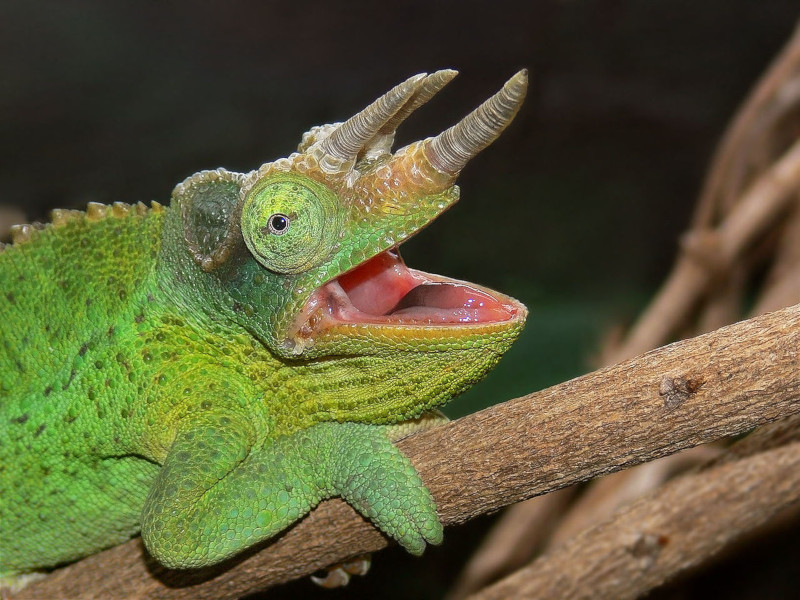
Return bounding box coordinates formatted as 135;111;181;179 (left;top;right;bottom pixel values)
294;248;518;334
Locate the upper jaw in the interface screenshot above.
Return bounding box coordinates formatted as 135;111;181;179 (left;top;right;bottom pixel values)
287;247;526;351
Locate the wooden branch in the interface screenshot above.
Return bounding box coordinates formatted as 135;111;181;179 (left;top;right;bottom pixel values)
15;303;800;600
469;437;800;600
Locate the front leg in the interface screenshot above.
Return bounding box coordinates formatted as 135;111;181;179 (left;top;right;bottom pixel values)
141;418;441;569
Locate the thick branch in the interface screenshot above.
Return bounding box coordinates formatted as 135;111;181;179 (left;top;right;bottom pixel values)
15;304;800;600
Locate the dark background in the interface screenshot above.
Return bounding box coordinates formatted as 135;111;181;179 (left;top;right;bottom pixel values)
2;1;799;597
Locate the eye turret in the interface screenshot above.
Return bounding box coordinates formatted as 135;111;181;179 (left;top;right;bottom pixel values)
241;175;340;275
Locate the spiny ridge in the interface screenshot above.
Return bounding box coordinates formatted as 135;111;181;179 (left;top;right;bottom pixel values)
3;200;165;248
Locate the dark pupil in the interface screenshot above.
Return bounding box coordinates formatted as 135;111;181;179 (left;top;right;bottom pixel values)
270;214;288;232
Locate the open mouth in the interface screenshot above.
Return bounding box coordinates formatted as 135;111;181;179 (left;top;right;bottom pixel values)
290;248;521;341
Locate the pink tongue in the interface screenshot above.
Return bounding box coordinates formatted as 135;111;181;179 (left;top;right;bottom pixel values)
390;283;513;323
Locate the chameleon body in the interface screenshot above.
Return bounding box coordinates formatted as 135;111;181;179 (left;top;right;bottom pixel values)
0;70;527;582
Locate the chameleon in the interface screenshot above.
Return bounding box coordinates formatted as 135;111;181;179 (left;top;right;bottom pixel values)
0;69;528;586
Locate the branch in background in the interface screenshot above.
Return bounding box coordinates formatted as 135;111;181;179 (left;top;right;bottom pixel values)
445;487;579;600
752;200;800;315
607;136;800;363
470;430;800;600
693;21;800;227
14;303;800;600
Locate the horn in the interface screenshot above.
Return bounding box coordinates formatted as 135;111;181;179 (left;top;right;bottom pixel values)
315;73;427;173
425;69;527;175
361;70;458;159
377;69;458;136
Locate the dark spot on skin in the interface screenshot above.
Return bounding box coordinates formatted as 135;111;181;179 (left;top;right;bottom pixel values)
65;414;77;424
108;326;115;337
15;360;25;373
85;297;92;308
94;360;103;369
44;386;52;396
119;289;127;301
116;353;130;370
232;301;244;313
45;325;51;333
63;368;76;390
79;343;89;357
34;424;46;437
11;413;29;424
135;311;145;323
5;291;15;304
121;408;129;419
147;293;155;303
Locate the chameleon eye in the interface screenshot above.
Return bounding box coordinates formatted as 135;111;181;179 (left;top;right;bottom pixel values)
267;214;290;235
242;174;340;274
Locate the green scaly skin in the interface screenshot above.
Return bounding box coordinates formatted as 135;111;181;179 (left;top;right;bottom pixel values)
0;75;527;582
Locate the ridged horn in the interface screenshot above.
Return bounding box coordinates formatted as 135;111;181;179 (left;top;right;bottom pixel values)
378;69;458;136
425;69;527;175
316;73;427;172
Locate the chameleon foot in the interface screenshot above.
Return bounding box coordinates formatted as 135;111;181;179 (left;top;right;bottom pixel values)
311;555;371;588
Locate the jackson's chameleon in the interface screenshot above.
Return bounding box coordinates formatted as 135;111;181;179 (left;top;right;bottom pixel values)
0;70;528;586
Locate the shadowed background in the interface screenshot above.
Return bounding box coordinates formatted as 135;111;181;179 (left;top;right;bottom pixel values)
2;1;798;597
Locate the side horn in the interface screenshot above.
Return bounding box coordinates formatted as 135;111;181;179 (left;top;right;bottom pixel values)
314;73;427;173
360;70;459;159
377;69;458;137
425;69;527;175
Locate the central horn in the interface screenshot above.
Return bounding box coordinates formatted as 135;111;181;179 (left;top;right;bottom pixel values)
313;73;427;174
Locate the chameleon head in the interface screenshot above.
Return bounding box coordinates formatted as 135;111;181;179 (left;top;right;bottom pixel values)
173;70;528;418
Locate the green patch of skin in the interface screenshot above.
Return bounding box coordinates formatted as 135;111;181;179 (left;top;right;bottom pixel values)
0;76;527;580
